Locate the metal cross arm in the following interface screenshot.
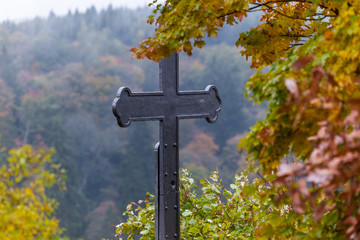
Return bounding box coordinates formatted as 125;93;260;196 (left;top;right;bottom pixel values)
112;53;221;239
112;85;221;127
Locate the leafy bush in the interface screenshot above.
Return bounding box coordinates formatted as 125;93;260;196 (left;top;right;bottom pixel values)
0;145;66;239
114;168;346;239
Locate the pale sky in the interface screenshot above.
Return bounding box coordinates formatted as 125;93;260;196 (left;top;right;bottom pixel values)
0;0;151;22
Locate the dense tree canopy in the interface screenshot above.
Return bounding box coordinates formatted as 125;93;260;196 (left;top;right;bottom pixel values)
242;3;360;238
132;0;346;67
126;0;360;238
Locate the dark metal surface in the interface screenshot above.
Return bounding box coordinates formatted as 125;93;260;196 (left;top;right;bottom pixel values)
112;53;221;239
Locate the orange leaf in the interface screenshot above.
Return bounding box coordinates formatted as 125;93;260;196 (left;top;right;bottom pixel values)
291;55;314;70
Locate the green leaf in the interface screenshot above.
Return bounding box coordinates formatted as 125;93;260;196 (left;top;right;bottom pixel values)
182;210;192;217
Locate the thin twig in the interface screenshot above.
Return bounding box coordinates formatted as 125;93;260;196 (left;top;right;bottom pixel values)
179;182;206;219
280;34;312;38
256;172;272;187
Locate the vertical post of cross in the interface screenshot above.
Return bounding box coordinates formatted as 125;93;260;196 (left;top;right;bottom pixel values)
157;54;180;239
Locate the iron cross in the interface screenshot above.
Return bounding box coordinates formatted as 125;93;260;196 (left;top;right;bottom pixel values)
112;53;221;239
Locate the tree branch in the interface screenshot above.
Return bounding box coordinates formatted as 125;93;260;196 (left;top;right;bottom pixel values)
280;34;312;38
258;2;326;21
256;172;272;187
217;1;337;21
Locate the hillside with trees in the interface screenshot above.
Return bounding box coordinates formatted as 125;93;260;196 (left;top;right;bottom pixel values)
0;5;263;239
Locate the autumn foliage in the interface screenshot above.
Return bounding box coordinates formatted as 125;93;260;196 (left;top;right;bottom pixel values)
0;146;65;239
241;3;360;238
128;0;360;239
131;0;350;67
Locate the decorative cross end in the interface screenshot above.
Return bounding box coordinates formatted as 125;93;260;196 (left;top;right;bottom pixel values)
112;87;133;127
203;85;221;123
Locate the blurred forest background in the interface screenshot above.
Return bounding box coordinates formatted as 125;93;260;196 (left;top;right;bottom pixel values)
0;5;264;239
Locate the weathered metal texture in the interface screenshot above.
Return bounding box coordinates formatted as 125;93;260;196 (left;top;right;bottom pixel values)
112;53;221;239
